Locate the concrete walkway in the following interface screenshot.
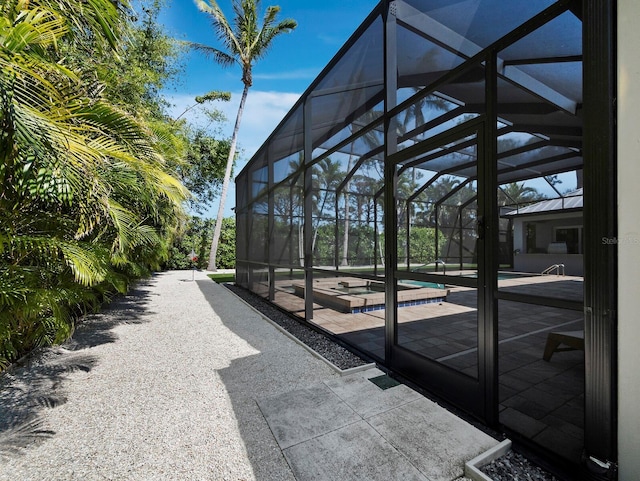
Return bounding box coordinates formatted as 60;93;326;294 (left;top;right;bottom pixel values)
0;271;497;480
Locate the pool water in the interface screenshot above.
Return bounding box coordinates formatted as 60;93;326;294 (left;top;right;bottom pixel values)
334;283;424;294
402;272;532;289
333;287;378;295
461;271;535;280
401;280;446;289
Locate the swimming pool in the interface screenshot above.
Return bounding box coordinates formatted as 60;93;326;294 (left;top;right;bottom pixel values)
401;280;446;289
334;283;432;294
461;271;537;280
403;272;534;288
292;277;448;313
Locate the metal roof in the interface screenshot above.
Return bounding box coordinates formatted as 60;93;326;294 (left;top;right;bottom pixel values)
502;188;583;216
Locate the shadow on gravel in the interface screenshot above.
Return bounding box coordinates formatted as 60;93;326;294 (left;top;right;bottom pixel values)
194;278;360;481
0;351;98;461
195;279;303;481
0;277;157;461
65;279;158;351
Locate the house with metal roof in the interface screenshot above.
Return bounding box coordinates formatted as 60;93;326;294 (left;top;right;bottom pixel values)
503;188;583;275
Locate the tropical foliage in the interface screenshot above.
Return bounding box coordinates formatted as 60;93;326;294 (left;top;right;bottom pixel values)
0;0;196;370
178;128;231;213
165;216;236;270
498;181;543;206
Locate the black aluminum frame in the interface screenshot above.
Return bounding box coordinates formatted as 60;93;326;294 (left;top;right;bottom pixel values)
386;120;486;416
582;0;617;473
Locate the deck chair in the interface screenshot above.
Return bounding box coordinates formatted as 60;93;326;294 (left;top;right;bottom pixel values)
543;330;584;361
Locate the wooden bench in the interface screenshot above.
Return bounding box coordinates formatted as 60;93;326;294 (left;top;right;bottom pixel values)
543;330;584;361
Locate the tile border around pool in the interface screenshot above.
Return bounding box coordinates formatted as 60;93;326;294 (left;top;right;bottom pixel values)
351;297;446;314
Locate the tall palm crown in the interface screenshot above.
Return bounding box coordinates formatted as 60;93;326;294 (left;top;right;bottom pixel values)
194;0;297;87
193;0;296;270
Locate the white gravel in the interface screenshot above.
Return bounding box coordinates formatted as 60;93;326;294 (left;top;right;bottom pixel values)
0;270;339;481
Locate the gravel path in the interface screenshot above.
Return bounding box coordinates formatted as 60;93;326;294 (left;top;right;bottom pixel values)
224;284;369;370
0;271;340;481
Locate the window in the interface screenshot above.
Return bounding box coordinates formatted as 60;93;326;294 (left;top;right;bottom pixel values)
525;223;537;253
555;226;582;254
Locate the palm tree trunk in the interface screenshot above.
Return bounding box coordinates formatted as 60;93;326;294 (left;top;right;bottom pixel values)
207;82;250;271
341;192;350;266
341;156;352;266
298;223;304;266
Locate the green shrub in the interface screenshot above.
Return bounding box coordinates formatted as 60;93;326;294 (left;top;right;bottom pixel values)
165;216;235;270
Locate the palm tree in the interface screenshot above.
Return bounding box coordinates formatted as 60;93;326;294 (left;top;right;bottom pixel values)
340;154;354;266
192;0;297;270
339;116;384;266
311;157;342;260
498;182;541;207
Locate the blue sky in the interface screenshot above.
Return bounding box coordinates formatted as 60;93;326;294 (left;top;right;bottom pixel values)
158;0;379;216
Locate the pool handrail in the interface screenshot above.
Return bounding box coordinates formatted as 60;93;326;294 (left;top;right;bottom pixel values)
541;263;565;276
413;259;447;275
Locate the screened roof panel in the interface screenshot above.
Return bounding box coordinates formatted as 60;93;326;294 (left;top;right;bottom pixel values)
401;0;557;49
498;145;576;166
503;112;582;145
399;133;478;174
497;155;583;184
499;11;582;104
514;63;582;103
404;153;475;175
307;15;384;157
432;70;486;108
497;74;582;149
310;85;384;156
246;14;384;168
314;15;384;94
316;122;384;158
499;68;578;115
266;104;303;166
499;11;581;62
396;23;467;89
240;0;583;200
394;61;485;153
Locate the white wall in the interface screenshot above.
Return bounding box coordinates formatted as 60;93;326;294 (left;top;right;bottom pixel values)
513;221;524;252
617;1;640;478
512;213;582;253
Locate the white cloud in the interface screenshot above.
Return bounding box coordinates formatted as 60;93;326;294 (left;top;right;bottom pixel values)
165;90;301;218
317;33;343;46
166;89;300;159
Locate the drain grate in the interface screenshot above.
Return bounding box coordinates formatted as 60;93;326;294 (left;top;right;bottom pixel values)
368;374;401;390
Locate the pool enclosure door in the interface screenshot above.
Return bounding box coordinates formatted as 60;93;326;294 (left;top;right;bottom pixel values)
386;120;493;420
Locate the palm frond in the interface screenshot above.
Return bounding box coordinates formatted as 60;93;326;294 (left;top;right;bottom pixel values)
252;18;297;62
194;0;241;56
34;0;129;50
0;0;188;370
188;41;236;67
2;234;109;286
1;6;68;53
